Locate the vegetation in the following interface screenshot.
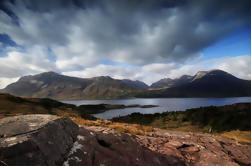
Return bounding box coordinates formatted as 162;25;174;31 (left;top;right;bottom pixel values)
221;130;251;144
71;118;153;136
112;103;251;132
110;103;251;144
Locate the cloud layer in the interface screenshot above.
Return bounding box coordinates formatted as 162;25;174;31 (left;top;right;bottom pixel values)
0;0;251;88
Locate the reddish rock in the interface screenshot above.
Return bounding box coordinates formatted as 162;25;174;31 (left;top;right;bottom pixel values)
63;126;251;166
137;129;251;166
64;126;185;166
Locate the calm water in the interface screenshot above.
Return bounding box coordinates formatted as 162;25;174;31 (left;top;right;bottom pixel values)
62;97;251;119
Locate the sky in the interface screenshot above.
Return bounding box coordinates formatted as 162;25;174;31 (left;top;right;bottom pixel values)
0;0;251;88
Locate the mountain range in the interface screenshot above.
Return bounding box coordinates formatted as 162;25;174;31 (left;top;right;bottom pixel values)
1;69;251;99
1;72;147;99
142;70;251;98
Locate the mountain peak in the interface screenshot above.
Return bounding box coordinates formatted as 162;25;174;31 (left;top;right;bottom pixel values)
39;71;60;76
192;71;208;81
150;75;192;89
92;76;113;81
207;69;229;75
179;75;193;80
192;69;232;82
19;71;60;80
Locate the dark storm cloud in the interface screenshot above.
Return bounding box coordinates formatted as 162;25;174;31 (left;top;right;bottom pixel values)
0;0;251;65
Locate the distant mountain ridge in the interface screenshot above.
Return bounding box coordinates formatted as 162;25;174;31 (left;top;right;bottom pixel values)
142;69;251;97
2;72;144;99
2;69;251;99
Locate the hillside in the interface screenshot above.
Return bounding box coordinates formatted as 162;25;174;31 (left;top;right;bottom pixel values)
1;72;142;99
141;69;251;97
0;93;96;120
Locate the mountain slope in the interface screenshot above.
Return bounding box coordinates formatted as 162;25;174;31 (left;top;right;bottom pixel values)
141;70;251;97
0;93;95;120
2;72;142;99
150;75;192;89
3;72;91;99
81;76;139;99
122;79;149;90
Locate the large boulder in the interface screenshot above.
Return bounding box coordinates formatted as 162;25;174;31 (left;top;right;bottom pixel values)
0;114;79;166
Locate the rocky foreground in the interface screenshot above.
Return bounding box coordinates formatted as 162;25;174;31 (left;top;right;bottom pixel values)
0;115;251;166
0;115;79;166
